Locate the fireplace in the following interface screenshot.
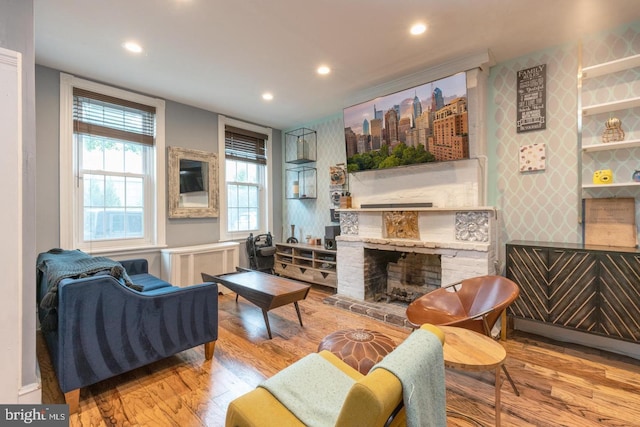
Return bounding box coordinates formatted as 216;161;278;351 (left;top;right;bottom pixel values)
364;249;441;303
336;207;498;301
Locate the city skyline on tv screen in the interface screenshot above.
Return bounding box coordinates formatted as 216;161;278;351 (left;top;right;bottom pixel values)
343;72;469;173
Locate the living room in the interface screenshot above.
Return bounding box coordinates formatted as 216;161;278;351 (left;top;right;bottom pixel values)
3;1;640;425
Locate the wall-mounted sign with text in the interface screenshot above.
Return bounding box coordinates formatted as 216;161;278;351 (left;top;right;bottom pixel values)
516;64;546;133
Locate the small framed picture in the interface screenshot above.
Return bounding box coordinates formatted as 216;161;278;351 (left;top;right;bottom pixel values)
519;143;546;172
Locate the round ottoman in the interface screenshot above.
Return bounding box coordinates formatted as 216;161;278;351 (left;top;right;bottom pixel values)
318;329;397;374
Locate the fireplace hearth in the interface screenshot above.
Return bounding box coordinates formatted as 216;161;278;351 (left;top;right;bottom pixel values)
323;293;413;329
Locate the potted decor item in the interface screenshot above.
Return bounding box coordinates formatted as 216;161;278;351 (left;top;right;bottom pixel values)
632;169;640;182
601;117;625;143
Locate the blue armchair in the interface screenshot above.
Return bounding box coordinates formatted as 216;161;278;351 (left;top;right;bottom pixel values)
36;250;218;413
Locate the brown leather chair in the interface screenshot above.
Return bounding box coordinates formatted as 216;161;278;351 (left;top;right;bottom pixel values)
406;275;520;395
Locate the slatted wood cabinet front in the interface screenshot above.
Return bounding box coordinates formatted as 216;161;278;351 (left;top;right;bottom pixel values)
506;241;640;343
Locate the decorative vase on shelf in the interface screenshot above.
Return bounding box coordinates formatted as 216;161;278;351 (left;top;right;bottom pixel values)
292;180;299;198
633;170;640;182
296;137;309;160
601;117;625;143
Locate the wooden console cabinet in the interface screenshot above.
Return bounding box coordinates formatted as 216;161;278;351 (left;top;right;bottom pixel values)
506;241;640;343
274;243;337;288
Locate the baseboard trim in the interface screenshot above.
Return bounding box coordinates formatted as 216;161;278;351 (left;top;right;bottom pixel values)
514;318;640;360
18;382;42;404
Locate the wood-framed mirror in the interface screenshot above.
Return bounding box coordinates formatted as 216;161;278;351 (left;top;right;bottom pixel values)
168;146;218;218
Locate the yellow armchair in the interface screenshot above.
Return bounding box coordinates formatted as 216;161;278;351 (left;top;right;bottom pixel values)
225;324;445;427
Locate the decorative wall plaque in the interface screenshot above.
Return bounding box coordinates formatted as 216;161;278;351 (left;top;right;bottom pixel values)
340;212;359;235
383;211;419;239
519;143;546;172
455;211;489;242
517;64;546;133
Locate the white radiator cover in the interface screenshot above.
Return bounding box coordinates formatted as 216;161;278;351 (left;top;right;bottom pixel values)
161;242;240;292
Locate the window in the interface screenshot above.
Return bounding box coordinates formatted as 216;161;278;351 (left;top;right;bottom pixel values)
60;74;166;252
218;116;272;241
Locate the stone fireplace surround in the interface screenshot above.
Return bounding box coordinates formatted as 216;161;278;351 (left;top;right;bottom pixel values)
336;207;498;302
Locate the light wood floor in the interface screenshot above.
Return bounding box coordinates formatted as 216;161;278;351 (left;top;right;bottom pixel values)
38;287;640;426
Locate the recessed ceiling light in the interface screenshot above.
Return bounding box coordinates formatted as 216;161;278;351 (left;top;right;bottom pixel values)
262;92;274;101
123;41;143;53
317;65;331;75
410;23;427;35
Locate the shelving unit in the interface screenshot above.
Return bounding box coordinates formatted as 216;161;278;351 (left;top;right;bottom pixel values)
274;242;337;288
284;127;317;164
285;127;318;200
581;138;640;152
581;97;640;116
578;46;640;207
581;54;640;80
285;166;317;199
581;182;640;189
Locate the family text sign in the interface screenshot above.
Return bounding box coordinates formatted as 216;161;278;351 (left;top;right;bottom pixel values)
517;64;546;133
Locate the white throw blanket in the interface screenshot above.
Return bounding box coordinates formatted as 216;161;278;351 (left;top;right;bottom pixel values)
259;353;355;426
371;328;447;427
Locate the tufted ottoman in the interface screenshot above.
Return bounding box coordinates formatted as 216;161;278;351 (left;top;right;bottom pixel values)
317;329;397;374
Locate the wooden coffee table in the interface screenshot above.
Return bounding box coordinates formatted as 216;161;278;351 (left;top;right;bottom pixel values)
202;270;310;339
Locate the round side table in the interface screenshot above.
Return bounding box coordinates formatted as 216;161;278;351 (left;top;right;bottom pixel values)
317;329;397;374
439;326;507;427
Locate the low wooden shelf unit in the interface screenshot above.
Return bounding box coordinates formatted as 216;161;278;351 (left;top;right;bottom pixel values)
274;242;337;288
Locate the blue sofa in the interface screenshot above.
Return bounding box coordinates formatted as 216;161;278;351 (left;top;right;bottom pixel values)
36;249;218;413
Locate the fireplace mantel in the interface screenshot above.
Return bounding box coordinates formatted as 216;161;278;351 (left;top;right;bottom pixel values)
337;206;497;213
338;235;491;252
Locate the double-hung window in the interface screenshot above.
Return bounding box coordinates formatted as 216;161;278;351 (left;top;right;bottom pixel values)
59;74;166;252
218;116;272;241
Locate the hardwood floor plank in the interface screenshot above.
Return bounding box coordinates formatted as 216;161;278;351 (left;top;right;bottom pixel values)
551;386;640;427
37;287;640;427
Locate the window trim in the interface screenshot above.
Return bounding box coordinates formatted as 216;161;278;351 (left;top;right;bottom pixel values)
218;115;273;241
59;73;166;252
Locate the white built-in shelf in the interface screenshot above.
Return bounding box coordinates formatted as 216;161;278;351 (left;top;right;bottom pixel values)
578;51;640;217
582;54;640;80
582;138;640;152
582;182;640;189
582;96;640;116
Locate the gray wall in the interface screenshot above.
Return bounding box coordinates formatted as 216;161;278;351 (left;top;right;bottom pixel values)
35;64;283;267
0;0;39;400
34;65;60;253
165;101;221;246
163;101;283;248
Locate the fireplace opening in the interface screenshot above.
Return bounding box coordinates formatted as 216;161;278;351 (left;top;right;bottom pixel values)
363;249;441;304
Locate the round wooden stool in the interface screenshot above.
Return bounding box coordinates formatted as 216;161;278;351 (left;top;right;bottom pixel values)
317;329;397;374
440;326;507;427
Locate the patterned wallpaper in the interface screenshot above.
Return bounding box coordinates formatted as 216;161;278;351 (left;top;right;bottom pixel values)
488;44;583;246
282;21;640;253
282;113;346;243
488;21;640;252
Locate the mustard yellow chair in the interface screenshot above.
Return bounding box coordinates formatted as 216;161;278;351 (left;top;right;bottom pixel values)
225;324;445;427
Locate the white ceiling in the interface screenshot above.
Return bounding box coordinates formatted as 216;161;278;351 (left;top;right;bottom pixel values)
34;0;640;130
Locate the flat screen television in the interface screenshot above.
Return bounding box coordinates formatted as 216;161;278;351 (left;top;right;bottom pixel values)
343;72;468;173
179;159;206;193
